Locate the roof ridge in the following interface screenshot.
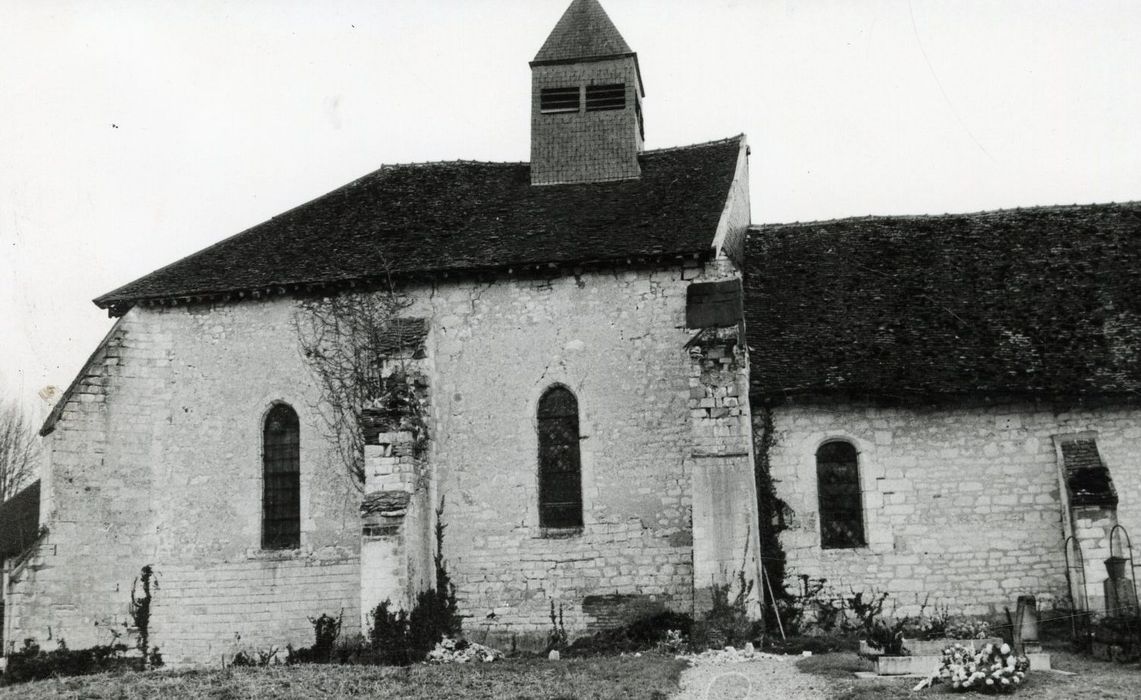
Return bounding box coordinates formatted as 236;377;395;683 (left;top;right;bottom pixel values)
380;158;529;169
750;200;1141;230
381;138;744;168
642;134;744;156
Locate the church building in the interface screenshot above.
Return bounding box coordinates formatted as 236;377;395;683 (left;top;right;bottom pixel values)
3;0;760;664
3;0;1141;666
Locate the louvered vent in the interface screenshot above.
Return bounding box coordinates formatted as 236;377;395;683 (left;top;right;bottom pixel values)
540;87;580;113
585;84;625;111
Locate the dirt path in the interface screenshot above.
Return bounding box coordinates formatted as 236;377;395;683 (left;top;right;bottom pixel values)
672;653;830;700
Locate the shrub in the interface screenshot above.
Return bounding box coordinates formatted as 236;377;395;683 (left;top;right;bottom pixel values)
691;572;757;650
287;611;344;664
763;634;855;655
363;503;463;666
910;602;952;641
0;639;133;685
230;647;280;667
1091;613;1141;655
564;611;694;657
864;617;910;656
546;601;569;653
369;599;414;665
847;589;918;657
783;576;846;635
367;586;460;665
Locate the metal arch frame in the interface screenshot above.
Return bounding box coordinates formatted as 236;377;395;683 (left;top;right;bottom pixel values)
1063;535;1092;650
1108;524;1139;617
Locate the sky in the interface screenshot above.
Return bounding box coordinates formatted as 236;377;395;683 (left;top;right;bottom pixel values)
2;0;1140;408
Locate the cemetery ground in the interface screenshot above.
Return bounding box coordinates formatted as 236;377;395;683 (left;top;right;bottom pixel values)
1;641;1139;699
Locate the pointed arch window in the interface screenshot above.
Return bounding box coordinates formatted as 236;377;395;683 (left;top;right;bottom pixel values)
816;441;865;549
263;403;300;550
537;387;583;529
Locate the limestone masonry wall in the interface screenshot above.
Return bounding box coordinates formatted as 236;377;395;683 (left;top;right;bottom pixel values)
419;262;729;646
10;261;747;661
10;300;361;665
759;402;1141;618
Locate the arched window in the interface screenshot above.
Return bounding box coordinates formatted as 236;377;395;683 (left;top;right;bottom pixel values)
816;441;865;549
263;403;300;549
537;387;583;529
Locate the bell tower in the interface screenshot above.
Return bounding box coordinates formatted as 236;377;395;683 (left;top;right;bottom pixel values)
530;0;645;186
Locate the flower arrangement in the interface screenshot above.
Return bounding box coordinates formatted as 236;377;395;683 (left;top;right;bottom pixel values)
655;629;688;655
427;636;503;663
933;642;1029;693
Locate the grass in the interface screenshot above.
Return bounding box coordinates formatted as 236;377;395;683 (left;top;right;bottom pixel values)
0;654;687;700
797;644;1141;700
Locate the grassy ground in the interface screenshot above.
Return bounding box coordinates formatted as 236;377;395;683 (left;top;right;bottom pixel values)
0;655;687;700
796;645;1141;700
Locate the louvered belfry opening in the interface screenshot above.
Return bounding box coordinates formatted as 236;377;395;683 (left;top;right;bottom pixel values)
263;403;301;549
586;84;625;111
816;441;865;549
537;387;584;529
541;87;581;113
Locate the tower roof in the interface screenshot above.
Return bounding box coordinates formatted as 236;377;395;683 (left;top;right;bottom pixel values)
533;0;634;64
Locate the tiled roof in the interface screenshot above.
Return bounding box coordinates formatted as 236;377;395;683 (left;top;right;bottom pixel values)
0;480;40;560
533;0;633;64
95;137;744;315
745;202;1141;402
1060;439;1117;507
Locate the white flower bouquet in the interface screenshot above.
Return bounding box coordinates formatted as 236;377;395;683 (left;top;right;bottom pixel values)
934;642;1030;694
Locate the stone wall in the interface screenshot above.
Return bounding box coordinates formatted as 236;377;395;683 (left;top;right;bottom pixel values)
759;401;1141;618
154;558;358;664
9;300;361;665
10;259;757;661
419;261;739;646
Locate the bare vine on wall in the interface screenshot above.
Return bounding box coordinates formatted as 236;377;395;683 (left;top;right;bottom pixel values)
129;565;159;669
293;281;428;490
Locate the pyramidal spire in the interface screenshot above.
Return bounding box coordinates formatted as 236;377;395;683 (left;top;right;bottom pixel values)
533;0;634;64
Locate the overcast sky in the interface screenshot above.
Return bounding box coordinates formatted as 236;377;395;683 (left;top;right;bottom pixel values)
2;0;1140;408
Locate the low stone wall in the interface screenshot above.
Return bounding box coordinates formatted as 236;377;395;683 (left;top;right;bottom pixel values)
154;555;360;667
453;517;693;649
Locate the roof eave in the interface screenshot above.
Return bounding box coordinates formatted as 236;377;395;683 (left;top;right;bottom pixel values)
94;248;718;317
